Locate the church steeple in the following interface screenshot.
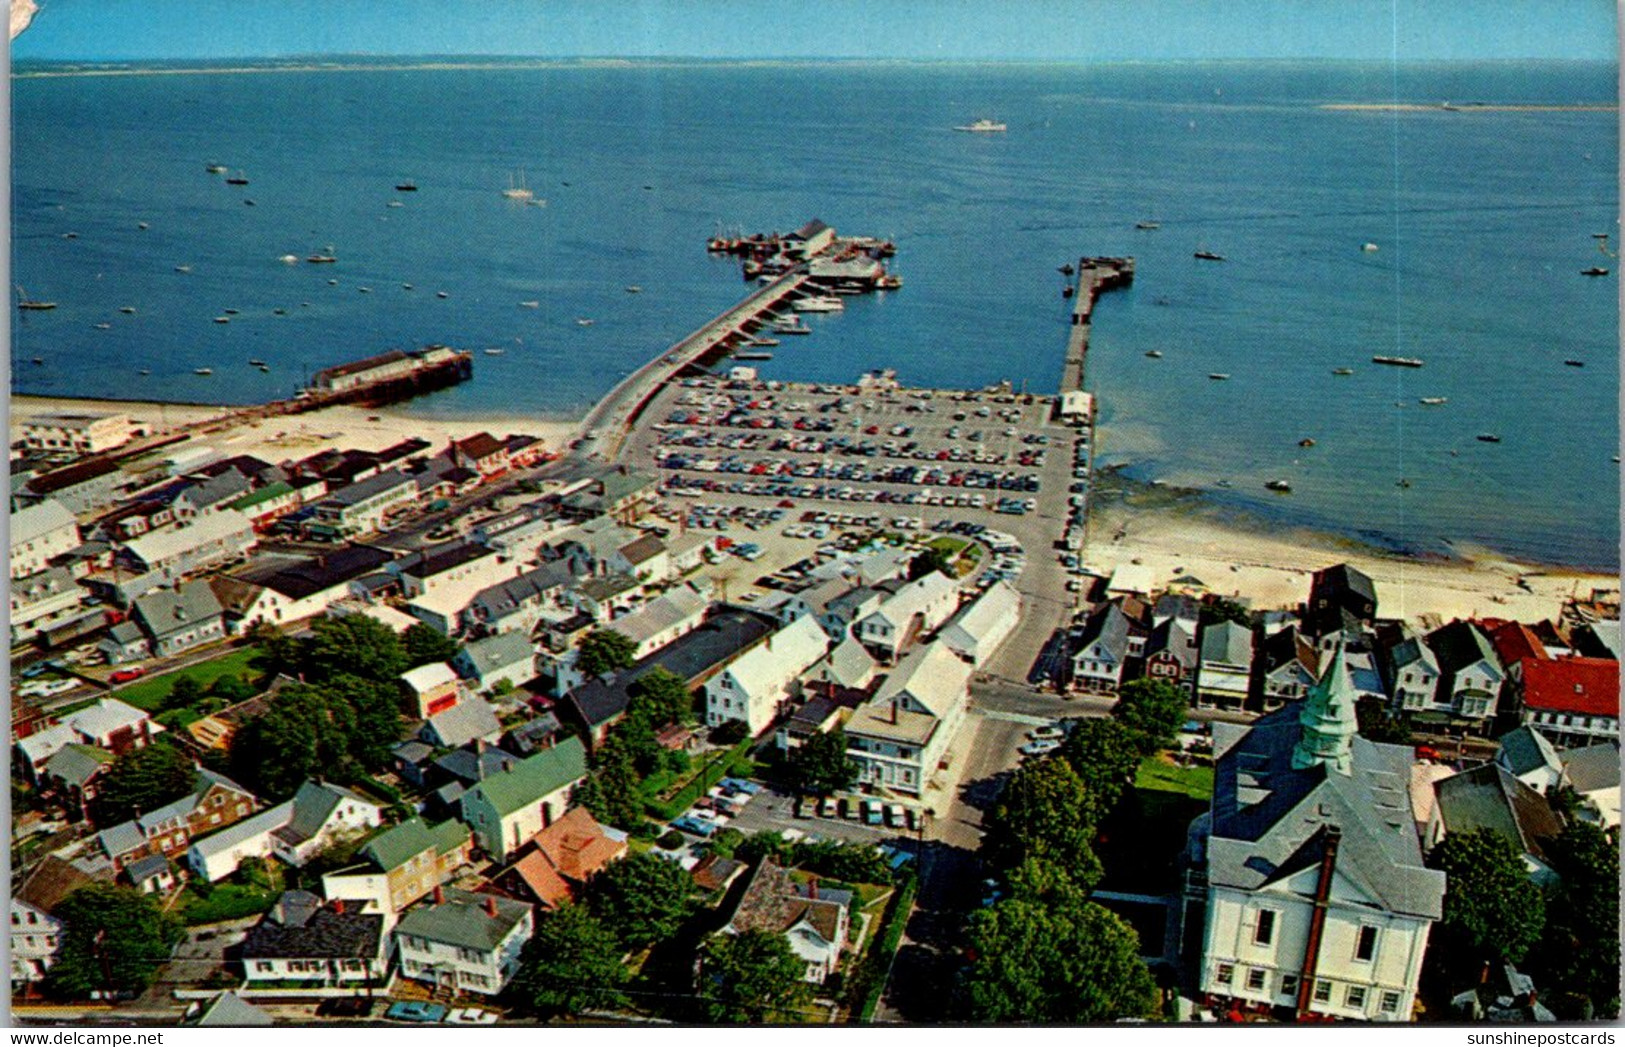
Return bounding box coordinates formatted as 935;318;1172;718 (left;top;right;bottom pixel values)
1292;642;1359;774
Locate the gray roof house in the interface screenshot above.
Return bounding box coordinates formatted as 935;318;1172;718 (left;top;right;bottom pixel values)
421;695;504;749
452;632;535;691
132;580;226;658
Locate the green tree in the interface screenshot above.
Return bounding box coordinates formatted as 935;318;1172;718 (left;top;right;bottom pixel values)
572;749;645;831
1427;828;1546;971
627;667;694;728
577;629;638;680
1356;696;1412;746
44;884;181;999
958;894;1159;1022
322;673;405;768
207;674;258;704
164;674;204;711
229;683;344;800
787;728;858;796
587;851;693;949
403;623;462;669
303;613;407;683
247;621;301;680
1530;822;1620;1018
981;756;1103;888
910;546;955;580
700;929;814;1023
507;904;629;1018
89;740;198;826
1112;678;1187;756
1058;719;1142;813
1199;597;1250;627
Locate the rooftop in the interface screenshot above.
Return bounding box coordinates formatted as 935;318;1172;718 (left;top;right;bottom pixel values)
395;887;531;952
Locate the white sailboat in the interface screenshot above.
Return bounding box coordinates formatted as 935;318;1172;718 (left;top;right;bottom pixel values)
502;169;534;201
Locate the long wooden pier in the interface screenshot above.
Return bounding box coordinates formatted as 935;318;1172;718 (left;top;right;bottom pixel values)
573;269;811;463
1061;256;1134;393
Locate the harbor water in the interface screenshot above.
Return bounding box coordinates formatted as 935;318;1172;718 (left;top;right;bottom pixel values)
11;59;1619;568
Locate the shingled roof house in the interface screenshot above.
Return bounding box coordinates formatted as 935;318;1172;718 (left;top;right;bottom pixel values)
719;859;850;984
240;890;387;988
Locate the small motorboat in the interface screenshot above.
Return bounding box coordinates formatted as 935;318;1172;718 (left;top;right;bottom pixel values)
1361;242;1379;252
1058;263;1075;276
1476;434;1502;443
279;254;299;264
137;222;149;230
119;306;136;314
1582;267;1610;276
194;367;214;375
625;286;642;293
139;368;151;375
1331;368;1354;375
1144;350;1163;358
387;200;404;208
1135;220;1161;230
222;308;239;315
483;348;505;356
248;359;266;366
307;254;337;264
1265;479;1292;492
1194;250;1225;261
1419;397;1447;405
273;308;286;315
225;171;249;185
213;316;230;324
1208;373;1230;381
520;301;540;309
436;291;449;299
1564;359;1585;367
395;181;418;192
174;265;192;273
206;164;228;173
1298;438;1316;448
93;322;111;330
576;318;594;326
357;287;372;294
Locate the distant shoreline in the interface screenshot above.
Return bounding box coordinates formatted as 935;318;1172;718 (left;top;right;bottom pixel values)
1322;102;1618;112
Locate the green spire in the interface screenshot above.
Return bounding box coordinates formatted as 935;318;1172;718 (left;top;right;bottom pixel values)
1292;643;1359;775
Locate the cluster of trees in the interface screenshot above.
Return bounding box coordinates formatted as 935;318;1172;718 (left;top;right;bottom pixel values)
727;829;899;885
576;629;637;679
956;679;1185;1021
162;672;258;715
1428;823;1620;1019
43;884;182;999
572;668;697;830
89;739;199;825
785;728;858;797
229;617;460;800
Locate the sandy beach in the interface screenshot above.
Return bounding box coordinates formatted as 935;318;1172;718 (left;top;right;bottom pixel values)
10;395;579;471
1085;500;1616;626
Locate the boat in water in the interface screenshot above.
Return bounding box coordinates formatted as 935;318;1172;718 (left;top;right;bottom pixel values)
519;300;540;309
387;200;404;208
502;170;534;201
792;295;844;313
1265;479;1292;493
1419;397;1448;405
307;254;337;264
194;367;214;375
436;291;449;299
1208;373;1230;381
205;163;228;174
395;181;418;192
1194;250;1226;262
16;286;56;311
625;285;642;294
1476;434;1502;443
748;336;781;348
1135;220;1161;230
1144;350;1163;359
954;118;1007;133
1362;242;1379;252
249;359;267;367
279;254;299;264
736;351;773;361
1565;359;1585;367
1582;267;1610;276
770;315;811;335
94;322;111;330
174;265;192;273
1372;355;1424;368
225;171;249;185
483;348;505;356
1331;367;1354;375
576;318;594;327
213;316;230;324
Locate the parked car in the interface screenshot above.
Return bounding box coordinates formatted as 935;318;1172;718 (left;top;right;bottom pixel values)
1029;724;1065;741
819;797;837;819
385;1002;446;1023
862;799;883;826
316;998;375;1018
446;1008;498;1025
885;803;907;828
109;667;147;684
1019;739;1062;757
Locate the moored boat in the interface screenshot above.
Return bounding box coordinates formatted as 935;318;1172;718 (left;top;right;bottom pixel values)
792;295;844;313
1419;397;1448;405
1372;355;1424;368
1265;479;1292;492
1476;434;1502;443
953;119;1007;132
1194;250;1225;261
1331;367;1354;375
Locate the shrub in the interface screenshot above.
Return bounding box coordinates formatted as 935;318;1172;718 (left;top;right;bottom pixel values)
656;830;685;851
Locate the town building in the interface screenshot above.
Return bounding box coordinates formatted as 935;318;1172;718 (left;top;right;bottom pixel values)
10;857;97;986
845;642;971;796
452;632;535;693
321;817;472;915
1304;564;1378;639
10;499;80;580
14;698;158;785
605;582;710;659
118;509;257;585
130;580;226;659
240;891;387;988
704;615;830;736
1423;621;1504;728
493;806;628;910
20;411;135;456
1513;656;1620;747
459;738;589;863
720;859;850;984
1071;597;1150;695
1197;621;1255;711
1183;648;1445;1022
98;769;260;875
308;469;418;539
188;781;381;883
400;662;461;720
1427;764;1564;885
937;580;1021;667
10;566;87;645
394;888;533;996
854;571;960;663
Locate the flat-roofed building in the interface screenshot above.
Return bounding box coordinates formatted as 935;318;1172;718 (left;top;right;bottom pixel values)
20;412;135;456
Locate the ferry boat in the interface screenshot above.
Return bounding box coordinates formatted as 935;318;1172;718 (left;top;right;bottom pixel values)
1419;397;1448;405
1265;479;1292;492
1372;355;1424;368
1194;250;1226;262
954;119;1008;133
792;295;844;313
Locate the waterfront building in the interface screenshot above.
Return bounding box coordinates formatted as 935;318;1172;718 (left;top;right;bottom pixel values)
19;411;135;456
10;499;80;580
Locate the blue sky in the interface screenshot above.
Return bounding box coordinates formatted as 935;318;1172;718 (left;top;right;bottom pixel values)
10;0;1618;62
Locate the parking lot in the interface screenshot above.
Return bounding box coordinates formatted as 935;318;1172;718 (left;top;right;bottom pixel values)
623;373;1096;683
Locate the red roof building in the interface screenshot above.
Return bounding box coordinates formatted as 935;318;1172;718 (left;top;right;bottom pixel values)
1487;621;1550;670
1517;656;1619;747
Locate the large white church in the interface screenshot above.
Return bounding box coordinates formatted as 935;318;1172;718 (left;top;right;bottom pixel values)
1182;647;1447;1021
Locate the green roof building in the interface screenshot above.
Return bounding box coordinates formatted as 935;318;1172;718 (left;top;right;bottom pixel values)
458;737;587;862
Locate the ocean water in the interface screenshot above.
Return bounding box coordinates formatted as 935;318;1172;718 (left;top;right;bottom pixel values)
11;60;1619;568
